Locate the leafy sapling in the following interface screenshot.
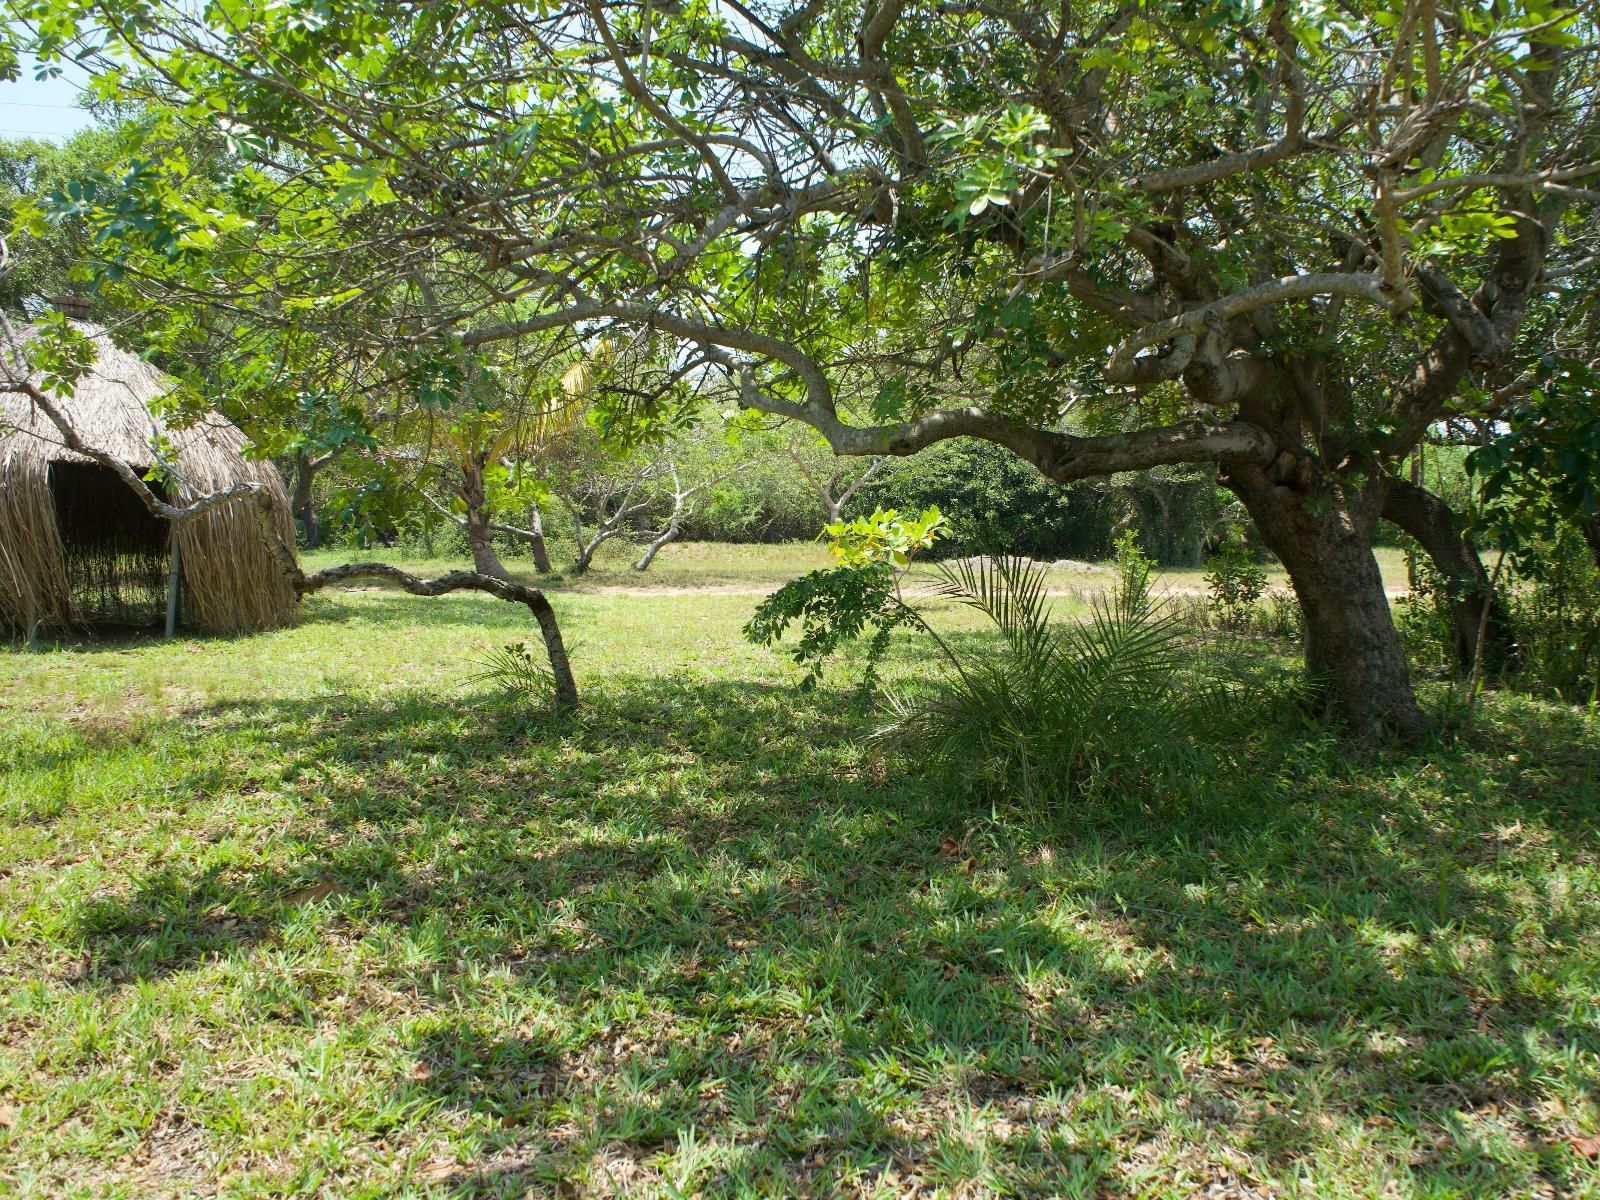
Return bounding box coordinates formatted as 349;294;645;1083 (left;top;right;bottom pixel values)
744;507;947;697
1205;532;1269;630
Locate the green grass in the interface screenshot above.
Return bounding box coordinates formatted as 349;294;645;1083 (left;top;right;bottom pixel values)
1;543;1597;1198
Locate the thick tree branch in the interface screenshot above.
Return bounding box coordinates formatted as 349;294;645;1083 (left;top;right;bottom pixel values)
741;364;1274;482
1106;272;1393;385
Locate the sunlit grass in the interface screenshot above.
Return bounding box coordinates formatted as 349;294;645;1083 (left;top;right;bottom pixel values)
1;545;1593;1199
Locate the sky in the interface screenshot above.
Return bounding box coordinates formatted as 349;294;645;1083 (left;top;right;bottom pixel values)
1;56;96;141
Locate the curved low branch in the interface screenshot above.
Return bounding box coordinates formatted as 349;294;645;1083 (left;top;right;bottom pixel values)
294;561;579;709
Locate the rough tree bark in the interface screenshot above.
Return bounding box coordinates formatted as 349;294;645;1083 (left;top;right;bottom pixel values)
457;453;511;580
1382;477;1518;673
290;451;324;550
1224;455;1428;743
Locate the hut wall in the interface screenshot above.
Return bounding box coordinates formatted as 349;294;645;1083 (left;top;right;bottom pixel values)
2;323;300;637
171;425;298;634
0;440;74;632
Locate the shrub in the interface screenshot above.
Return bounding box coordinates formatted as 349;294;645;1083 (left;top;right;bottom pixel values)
1506;531;1600;704
1205;535;1269;630
744;507;947;699
1111;528;1154;609
1392;544;1460;673
868;441;1120;561
1255;588;1305;643
881;556;1222;815
468;641;556;707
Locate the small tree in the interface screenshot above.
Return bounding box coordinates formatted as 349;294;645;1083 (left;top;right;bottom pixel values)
1205;534;1270;631
786;442;888;526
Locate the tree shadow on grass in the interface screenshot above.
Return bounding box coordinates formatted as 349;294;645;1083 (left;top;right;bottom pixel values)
40;674;1600;1197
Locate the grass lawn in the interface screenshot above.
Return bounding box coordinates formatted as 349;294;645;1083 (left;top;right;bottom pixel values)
2;542;1597;1198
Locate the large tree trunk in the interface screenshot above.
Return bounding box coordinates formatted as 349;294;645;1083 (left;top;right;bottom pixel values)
1382;477;1518;673
291;452;322;550
1228;460;1427;743
458;458;510;580
527;501;553;573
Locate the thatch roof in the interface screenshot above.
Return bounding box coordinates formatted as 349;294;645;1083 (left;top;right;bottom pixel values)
0;321;299;634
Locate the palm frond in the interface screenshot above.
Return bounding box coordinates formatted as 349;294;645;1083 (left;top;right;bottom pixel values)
933;555;1055;668
884;559;1213;816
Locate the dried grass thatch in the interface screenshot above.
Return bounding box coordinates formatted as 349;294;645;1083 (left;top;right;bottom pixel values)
0;321;298;635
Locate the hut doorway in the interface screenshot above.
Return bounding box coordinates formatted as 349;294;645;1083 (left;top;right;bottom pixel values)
45;460;184;630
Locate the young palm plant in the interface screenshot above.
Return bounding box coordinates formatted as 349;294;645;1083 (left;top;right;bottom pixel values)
883;554;1216;814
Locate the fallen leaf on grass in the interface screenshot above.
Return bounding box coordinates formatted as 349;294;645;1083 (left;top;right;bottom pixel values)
410;1063;433;1082
284;882;352;906
0;1102;17;1128
1569;1135;1600;1159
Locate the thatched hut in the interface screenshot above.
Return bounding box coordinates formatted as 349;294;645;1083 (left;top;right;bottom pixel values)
1;322;298;635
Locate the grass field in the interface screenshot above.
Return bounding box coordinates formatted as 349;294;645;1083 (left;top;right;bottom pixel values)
2;543;1598;1198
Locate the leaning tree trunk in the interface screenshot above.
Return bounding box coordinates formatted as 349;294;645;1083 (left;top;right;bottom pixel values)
458;458;510;580
571;538;599;575
527;501;553;574
634;510;683;571
1382;477;1518;673
1227;457;1427;743
291;452;322;550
